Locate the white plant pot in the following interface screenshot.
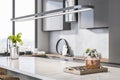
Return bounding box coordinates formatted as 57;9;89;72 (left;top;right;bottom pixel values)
10;47;19;59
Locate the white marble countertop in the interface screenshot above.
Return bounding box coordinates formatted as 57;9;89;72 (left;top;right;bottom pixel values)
0;57;120;80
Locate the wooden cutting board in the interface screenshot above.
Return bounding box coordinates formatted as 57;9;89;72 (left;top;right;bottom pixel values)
64;66;108;75
32;54;47;57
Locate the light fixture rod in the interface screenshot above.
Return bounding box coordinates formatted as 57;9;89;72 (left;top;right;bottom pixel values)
11;5;93;22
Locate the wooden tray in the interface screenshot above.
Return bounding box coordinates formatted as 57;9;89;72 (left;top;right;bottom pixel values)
32;54;47;57
64;66;108;75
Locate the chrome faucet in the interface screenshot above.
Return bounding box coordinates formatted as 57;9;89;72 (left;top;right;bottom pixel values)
5;38;10;56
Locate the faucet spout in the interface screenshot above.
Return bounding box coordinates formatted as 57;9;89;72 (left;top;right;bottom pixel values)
5;38;10;56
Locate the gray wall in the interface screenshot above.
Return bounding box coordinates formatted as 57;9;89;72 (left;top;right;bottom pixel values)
49;13;109;58
37;0;49;52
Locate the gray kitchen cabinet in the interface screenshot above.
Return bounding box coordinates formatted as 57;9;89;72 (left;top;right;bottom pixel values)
93;0;109;28
42;0;70;31
109;0;120;64
79;0;109;28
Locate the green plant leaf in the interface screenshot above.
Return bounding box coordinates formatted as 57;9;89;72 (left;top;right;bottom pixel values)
8;32;23;46
86;48;90;54
17;33;22;38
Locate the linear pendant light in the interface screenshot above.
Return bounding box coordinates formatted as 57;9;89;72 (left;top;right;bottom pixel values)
11;5;94;22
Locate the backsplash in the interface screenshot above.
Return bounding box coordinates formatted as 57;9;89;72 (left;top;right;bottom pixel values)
49;22;109;58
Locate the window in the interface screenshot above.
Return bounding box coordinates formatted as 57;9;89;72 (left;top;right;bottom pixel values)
15;0;35;52
0;0;12;53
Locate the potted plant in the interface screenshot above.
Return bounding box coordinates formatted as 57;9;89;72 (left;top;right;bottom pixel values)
8;33;23;59
84;48;101;69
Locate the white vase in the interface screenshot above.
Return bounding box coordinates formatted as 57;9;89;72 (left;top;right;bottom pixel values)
10;46;19;59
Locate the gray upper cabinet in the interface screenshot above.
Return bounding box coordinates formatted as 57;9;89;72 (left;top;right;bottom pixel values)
42;0;70;31
79;0;109;28
94;0;109;28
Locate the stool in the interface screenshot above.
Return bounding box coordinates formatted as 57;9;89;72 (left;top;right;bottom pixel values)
0;75;20;80
0;68;7;75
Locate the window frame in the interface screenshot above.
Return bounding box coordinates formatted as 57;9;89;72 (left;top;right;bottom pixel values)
12;0;38;48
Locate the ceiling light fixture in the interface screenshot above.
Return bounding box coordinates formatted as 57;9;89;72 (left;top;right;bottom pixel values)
11;5;94;22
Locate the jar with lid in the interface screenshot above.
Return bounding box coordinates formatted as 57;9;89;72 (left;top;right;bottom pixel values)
84;49;101;69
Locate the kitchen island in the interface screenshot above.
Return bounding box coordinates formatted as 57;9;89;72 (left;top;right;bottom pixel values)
0;57;119;80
